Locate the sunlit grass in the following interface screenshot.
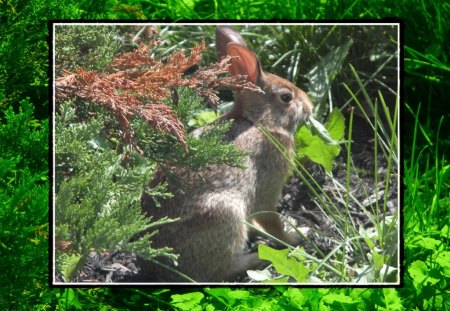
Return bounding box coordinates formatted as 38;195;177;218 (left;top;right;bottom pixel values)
401;102;449;310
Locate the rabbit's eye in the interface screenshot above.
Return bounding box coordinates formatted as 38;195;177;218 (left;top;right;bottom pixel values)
280;93;292;103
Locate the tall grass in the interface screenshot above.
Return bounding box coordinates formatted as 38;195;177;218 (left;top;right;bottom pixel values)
400;102;449;310
258;64;399;284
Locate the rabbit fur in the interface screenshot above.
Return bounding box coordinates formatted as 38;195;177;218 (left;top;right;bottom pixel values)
137;26;313;283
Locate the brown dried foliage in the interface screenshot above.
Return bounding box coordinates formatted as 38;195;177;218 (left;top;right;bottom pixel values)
55;40;262;155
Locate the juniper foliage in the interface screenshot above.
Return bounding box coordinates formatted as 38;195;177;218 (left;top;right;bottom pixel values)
53;25;250;282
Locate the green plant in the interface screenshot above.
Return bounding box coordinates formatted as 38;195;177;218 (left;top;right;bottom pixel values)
0;99;51;308
55;25;121;76
53;25;258;282
401;103;449;310
1;0;449;308
55;101;179;282
0;0;83;120
252;66;399;284
296;108;346;173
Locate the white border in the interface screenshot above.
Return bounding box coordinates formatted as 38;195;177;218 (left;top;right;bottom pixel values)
52;22;401;286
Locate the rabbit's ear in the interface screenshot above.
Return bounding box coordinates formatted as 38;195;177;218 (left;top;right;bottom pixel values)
216;26;248;60
226;43;262;84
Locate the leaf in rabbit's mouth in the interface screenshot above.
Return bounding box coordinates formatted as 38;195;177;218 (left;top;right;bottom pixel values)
307;115;340;146
295;110;345;172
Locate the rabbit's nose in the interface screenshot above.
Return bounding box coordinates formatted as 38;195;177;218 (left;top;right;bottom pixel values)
302;98;313;115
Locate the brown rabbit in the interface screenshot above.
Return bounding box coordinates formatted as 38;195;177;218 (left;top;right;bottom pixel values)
137;26;313;283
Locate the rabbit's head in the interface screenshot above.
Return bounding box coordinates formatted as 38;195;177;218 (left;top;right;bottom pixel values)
216;26;313;134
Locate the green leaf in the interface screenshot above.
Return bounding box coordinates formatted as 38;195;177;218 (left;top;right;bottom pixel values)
408;260;427;291
59;289;83;310
435;251;450;277
379;288;404;311
171;292;205;311
321;293;359;311
282;288;305;308
325;108;346;141
298;135;340;172
414;236;442;251
296;109;344;172
205;303;216;311
372;251;386;271
228;290;250;300
440;225;449;238
309;116;339;146
408;260;440;293
203;288;231;306
296;124;314;146
258;244;310;282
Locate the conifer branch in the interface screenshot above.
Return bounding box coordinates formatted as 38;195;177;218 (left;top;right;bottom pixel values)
55;39;262;155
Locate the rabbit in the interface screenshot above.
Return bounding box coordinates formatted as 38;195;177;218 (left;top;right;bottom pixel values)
137;26;313;283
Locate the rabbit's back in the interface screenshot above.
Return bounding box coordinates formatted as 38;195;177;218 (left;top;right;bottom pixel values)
139;119;294;282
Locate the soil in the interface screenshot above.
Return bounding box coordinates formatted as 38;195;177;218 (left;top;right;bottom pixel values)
61;114;398;284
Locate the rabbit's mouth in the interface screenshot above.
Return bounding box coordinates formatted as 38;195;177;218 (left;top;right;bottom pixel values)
289;98;312;130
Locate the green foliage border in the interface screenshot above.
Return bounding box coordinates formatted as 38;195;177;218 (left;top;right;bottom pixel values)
0;0;448;309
